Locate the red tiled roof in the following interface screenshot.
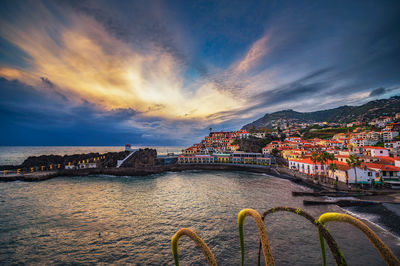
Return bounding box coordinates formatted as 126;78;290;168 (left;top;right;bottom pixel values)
363;146;387;150
378;156;396;163
335;155;350;158
363;163;400;171
336;164;351;171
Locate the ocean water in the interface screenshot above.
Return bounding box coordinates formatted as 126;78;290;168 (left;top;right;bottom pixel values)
0;146;185;165
1;171;399;265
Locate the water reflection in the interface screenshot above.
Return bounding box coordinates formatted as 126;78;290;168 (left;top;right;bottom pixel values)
0;171;399;265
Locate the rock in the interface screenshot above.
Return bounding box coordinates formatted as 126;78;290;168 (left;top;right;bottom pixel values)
120;148;157;168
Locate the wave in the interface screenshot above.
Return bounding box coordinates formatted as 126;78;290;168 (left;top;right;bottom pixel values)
340;206;400;241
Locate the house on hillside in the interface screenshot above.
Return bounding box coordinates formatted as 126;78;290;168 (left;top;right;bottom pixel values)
363;146;389;157
251;132;266;138
237;129;250;139
385;122;400;131
364;163;400;187
328;164;379;185
350;138;377;147
288;158;325;175
380;131;399;141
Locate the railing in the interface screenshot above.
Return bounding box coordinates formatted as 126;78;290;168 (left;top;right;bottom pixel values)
177;162;272;168
116;152;135;168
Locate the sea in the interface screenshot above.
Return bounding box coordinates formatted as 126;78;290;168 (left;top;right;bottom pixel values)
0;147;400;265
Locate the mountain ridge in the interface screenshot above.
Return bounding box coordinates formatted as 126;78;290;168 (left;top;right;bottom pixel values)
242;96;400;130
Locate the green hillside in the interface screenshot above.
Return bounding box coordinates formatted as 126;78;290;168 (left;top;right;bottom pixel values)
242;96;400;130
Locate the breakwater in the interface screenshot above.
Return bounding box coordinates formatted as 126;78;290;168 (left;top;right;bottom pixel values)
0;163;278;182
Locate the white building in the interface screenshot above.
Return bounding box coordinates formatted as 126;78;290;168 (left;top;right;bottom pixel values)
327;140;344;149
350;138;377;147
364;163;400;186
367;131;381;141
385;141;400;149
381;131;399;142
237;129;250;139
251;132;266;138
178;155;215;164
363;146;389;157
328;164;379;184
285;137;301;143
79;163;97;169
288;158;326;175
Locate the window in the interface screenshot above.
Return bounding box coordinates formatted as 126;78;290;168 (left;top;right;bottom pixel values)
368;172;372;176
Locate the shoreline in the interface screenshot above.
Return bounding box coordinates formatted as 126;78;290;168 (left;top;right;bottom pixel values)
1;163;320;191
3;163;400;242
2;162;399;202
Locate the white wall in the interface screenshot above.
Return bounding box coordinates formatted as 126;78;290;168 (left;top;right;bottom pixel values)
347;167;377;184
370;149;389;157
288;161;325;175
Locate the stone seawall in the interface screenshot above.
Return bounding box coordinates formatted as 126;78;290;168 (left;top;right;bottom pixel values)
0;163;345;192
59;163;275;177
1;164;277;182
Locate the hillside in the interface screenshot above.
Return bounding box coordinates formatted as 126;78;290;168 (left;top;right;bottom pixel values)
242;96;400;130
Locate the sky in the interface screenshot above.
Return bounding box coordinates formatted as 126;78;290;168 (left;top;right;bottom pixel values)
1;0;400;146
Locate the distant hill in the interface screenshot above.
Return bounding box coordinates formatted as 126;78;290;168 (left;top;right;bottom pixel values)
242;96;400;130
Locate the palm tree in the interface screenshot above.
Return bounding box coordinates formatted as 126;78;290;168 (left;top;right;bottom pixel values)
325;153;335;175
346;155;361;186
311;152;319;176
318;152;331;177
328;163;338;185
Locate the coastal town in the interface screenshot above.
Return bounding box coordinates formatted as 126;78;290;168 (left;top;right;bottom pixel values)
2;112;400;190
3;1;400;265
179;113;400;189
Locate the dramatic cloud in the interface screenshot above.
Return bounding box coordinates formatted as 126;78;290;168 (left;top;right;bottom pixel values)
0;1;241;122
369;87;387;97
1;0;400;145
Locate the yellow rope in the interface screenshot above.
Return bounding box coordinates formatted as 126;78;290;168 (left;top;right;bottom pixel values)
171;228;217;266
319;213;400;266
238;208;275;266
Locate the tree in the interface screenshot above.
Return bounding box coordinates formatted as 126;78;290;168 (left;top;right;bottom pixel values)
325;153;335;173
346;155;361;185
271;148;279;157
311;152;319;176
374;141;384;148
318;152;334;176
328;163;338;182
